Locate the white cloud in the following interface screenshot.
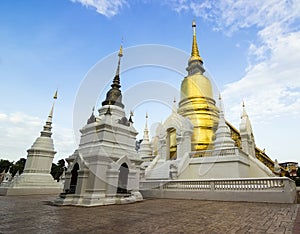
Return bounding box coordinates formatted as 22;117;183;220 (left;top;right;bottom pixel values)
169;0;300;34
0;111;75;163
7;112;41;126
0;113;7;121
164;0;189;13
70;0;128;17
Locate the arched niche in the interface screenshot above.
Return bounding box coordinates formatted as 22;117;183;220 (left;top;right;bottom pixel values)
69;162;79;194
117;163;129;194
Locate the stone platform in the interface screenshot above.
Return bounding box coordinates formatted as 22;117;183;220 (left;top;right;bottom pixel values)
0;195;299;233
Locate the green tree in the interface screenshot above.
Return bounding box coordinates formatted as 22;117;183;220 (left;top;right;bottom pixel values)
9;158;26;177
0;159;13;173
51;159;66;181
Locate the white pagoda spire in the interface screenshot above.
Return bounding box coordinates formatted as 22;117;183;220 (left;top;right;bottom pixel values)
0;90;62;195
139;113;152;159
143;112;150;141
24;91;58;174
214;94;235;150
239;101;256;157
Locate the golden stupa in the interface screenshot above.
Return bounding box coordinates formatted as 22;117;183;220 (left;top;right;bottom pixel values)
177;21;219;153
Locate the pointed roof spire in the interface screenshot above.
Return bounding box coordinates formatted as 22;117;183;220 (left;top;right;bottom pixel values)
239;100;254;138
41;90;57;138
115;44;123;77
172;97;177;113
142;113;150;142
241;100;248;119
190;20;203;64
87;106;96;124
218;93;224;118
187;20;205;75
139;112;152;158
102;43;125;108
214;94;235;150
53;89;58;99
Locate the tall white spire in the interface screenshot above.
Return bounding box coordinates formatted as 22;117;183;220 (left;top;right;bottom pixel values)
214;95;235;150
239;101;256;157
241;100;248;119
41;103;54;138
143;112;150;141
0;90;62;195
25;90;58;173
240;101;253;135
40;90;57;138
139;113;152;159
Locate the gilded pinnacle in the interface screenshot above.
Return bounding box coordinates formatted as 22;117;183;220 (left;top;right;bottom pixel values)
118;44;123;57
115;45;123;77
53;89;58;99
190;20;203;63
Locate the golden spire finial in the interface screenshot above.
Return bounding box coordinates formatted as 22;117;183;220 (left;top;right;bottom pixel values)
190;20;203;63
118;44;123;57
118;37;123;57
192;20;196;35
115;40;123;77
53;89;58;100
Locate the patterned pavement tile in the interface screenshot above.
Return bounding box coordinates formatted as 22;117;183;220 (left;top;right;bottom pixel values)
0;195;298;234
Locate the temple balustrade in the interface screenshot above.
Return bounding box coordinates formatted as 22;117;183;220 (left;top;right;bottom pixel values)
140;177;297;203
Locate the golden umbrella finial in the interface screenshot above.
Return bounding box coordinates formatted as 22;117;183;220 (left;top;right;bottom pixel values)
190;20;203;63
53;89;58;99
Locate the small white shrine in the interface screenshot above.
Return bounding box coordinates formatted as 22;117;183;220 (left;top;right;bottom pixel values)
0;93;63;196
54;46;143;206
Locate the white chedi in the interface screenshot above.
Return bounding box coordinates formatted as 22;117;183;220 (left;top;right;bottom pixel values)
214;96;235;150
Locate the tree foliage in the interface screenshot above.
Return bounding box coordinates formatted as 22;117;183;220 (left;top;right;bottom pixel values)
51;159;66;181
0;159;13;173
9;158;26;177
1;157;67;181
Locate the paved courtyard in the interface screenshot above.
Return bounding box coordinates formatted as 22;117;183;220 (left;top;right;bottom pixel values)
0;195;299;234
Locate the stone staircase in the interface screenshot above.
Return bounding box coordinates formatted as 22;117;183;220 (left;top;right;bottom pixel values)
146;161;170;179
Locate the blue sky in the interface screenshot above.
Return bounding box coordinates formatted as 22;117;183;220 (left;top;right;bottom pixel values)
0;0;299;164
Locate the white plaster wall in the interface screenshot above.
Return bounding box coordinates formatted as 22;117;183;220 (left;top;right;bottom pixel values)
248;156;274;177
178;158;250;179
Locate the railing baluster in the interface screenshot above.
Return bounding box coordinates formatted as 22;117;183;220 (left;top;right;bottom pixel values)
141;178;291;193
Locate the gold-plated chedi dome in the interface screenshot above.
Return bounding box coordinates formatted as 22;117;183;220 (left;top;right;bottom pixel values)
178;21;219;153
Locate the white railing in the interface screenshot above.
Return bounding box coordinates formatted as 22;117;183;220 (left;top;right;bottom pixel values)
140;177;293;192
140;177;297;203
